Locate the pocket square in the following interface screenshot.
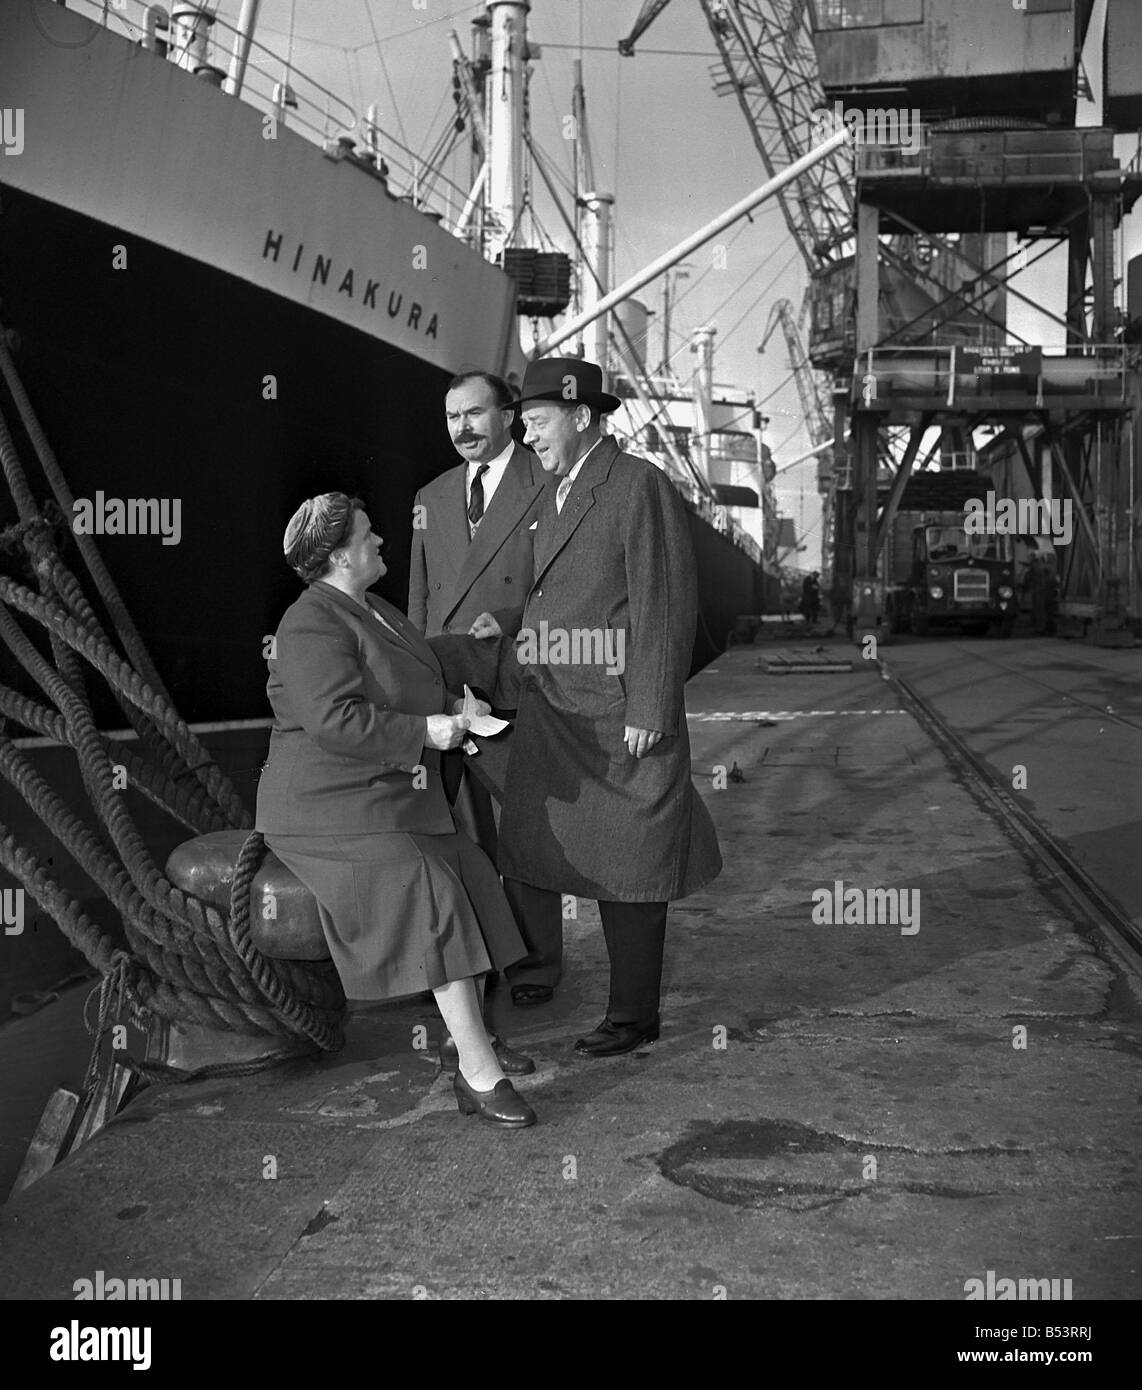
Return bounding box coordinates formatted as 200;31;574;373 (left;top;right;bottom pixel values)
529;521;538;530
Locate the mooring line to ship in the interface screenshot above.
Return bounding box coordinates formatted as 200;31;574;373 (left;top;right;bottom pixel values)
0;340;347;1101
881;660;1142;976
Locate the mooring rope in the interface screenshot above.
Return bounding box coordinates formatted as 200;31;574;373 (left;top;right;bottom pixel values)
0;334;346;1065
0;335;174;706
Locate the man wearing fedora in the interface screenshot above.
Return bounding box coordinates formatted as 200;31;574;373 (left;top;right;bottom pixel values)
408;369;565;1008
496;356;723;1056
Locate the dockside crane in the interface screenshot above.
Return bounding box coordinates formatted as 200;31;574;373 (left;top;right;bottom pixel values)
624;1;1142;639
620;0;854;587
758;297;837;580
620;1;852;277
758;298;830;443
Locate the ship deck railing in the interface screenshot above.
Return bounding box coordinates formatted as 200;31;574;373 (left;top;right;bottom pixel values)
66;0;475;234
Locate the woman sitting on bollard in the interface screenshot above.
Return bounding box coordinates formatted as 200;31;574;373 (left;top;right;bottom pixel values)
255;493;537;1129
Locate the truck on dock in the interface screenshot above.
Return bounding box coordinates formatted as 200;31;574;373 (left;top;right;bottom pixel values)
884;472;1017;637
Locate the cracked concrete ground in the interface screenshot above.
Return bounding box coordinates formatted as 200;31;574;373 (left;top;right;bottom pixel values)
1;644;1139;1300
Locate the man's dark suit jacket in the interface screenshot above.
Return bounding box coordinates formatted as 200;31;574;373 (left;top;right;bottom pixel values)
408;444;547;640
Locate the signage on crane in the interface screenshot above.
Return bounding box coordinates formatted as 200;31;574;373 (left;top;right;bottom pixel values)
958;346;1042;378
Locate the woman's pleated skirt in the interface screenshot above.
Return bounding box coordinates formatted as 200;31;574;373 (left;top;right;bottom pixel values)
266;828;526;1001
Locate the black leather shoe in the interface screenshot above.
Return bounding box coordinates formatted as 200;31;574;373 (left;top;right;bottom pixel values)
453;1073;537;1128
574;1015;660;1057
438;1033;535;1075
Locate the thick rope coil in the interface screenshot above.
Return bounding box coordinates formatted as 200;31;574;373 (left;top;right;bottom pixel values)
0;730;343;1022
0;347;345;1055
2;682;341;1045
0;505;66;558
1;686;235;837
0;401;246;830
0;576;249;827
0;335;173;704
40;553;248;828
226;830;345;1053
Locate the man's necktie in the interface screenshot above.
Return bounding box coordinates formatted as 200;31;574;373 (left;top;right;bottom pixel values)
556;475;573;513
468;464;489;528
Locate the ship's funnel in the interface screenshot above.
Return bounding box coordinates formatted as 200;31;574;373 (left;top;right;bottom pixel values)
171;6;214;74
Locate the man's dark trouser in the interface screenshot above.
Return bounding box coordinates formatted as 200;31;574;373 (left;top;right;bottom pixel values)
444;751;564;989
503;878;564;989
599;900;668;1025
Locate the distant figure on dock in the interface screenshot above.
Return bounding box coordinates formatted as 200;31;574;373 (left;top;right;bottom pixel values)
408;370;563;1010
255;493;537;1129
1023;553;1059;636
800;572;821;627
496;357;723;1058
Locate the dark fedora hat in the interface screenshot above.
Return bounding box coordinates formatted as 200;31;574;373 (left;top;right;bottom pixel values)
514;356;621;414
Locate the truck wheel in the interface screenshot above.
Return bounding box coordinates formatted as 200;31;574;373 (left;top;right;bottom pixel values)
910;611;929;637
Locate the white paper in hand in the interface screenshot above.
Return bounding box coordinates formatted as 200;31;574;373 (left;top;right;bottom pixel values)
462;685;509;738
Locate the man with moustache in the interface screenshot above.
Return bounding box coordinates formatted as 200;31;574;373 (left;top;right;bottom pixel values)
409;370;564;1007
498;357;722;1056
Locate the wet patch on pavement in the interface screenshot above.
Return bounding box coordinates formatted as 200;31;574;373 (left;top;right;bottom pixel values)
657;1117;1031;1213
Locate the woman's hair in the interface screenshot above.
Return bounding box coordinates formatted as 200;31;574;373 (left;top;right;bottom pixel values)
282;493;366;584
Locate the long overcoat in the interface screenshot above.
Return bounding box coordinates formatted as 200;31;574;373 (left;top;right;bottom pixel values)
495;436;722;903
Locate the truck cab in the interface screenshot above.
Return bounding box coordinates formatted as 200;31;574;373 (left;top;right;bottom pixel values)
903;520;1016;636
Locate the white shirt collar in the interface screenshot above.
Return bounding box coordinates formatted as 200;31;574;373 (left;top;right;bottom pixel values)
468;438;514;479
561;434;604;487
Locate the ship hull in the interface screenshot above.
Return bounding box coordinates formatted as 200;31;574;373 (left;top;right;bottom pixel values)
0;0;769;724
0;186;770;714
0;186;462;721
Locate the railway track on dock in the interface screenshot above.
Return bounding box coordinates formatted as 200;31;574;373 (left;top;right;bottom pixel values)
882;660;1142;976
936;643;1142;735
